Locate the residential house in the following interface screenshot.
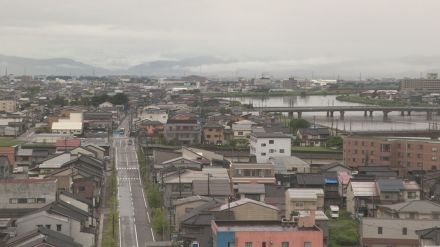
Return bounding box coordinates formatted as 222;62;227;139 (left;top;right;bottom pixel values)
212;218;323;247
56;139;81;152
0;179;57;210
361;218;440;247
416;227;440;247
15;201;96;247
173;196;212;231
137;119;164;139
161;167;230;208
15;148;49;170
29;153;72;176
236;184;266;202
297;127;331;147
285;188;324;218
269;156;310;174
346;181;379;216
6;226;82;247
229;163;275;185
179;198;280;247
139;108;168;124
202;122;225;145
250;132;291;163
376;178;405;204
164;118;201;145
231;120;256;139
376;200;440;220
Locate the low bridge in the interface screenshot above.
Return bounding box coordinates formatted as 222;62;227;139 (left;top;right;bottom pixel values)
257;106;440;120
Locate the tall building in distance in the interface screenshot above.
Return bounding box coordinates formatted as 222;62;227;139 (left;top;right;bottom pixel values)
343;136;440;176
400;73;440;92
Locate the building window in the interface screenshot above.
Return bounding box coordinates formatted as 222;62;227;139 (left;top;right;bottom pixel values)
269;140;274;144
261;143;266;147
245;242;252;247
432;147;438;152
402;227;407;235
9;198;17;204
37;198;46;203
407;192;417;199
27;198;36;203
269;149;275;153
238;131;244;136
78;186;86;192
381;144;391;152
380;156;390;161
57;224;62;231
261;153;266;156
282;242;289;247
262;242;266;247
17;198;27;204
304;242;311;247
433;156;438;161
45;225;51;230
378;227;383;234
280;149;285;153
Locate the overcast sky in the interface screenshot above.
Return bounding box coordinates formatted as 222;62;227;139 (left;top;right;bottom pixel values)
1;0;440;76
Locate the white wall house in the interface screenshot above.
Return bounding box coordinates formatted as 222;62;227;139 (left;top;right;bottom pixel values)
16;210;95;247
140;108;168;124
250;132;291;163
232;120;256;139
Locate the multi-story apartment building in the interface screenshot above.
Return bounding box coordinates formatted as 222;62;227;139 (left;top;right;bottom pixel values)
202;122;224;145
164;117;201;145
0;100;16;113
343;136;440;175
401;73;440;92
250;132;291;163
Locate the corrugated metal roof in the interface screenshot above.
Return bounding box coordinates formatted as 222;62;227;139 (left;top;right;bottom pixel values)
350;181;378;197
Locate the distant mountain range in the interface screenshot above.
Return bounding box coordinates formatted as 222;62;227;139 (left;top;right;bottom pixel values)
0;53;439;79
0;54;230;77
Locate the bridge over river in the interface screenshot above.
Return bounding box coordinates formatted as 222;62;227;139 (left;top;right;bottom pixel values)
256;106;440;120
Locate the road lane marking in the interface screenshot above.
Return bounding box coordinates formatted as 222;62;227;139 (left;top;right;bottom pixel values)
134;221;140;247
150;228;155;242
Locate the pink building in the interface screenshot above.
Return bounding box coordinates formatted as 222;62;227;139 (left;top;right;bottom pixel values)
343;136;440;176
212;215;323;247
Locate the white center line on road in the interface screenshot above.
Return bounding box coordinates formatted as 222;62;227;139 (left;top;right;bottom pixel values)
150;228;155;242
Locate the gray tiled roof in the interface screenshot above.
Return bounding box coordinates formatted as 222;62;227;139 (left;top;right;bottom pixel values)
379;200;440;214
237;184;265;194
377;178;404;192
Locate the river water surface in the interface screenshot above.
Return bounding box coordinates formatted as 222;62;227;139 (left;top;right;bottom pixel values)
225;95;437;132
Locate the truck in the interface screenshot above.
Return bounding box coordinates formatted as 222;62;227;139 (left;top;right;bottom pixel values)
330;205;339;219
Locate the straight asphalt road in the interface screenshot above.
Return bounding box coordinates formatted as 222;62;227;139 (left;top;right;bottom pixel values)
115;118;155;247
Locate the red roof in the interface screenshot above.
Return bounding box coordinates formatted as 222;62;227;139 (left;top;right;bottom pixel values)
56;139;81;148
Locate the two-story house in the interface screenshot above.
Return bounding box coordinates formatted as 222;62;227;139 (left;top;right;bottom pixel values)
165;118;201;145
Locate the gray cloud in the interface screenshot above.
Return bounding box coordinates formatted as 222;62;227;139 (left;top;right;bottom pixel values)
1;0;439;76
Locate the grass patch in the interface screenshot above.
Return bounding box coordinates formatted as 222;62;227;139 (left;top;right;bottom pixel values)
292;146;341;153
0;137;24;147
328;212;359;247
102;160;118;247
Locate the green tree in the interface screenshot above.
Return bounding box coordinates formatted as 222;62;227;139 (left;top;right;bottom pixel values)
289;118;311;133
327;136;343;149
152;208;169;240
146;183;161;209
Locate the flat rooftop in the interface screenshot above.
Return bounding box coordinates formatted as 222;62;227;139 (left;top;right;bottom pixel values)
214;221;319;232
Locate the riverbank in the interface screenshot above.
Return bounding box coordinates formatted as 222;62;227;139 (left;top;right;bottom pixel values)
336;95;406;106
205;90;340;98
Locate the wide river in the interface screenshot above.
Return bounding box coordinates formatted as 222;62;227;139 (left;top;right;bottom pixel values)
224;95;437;132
